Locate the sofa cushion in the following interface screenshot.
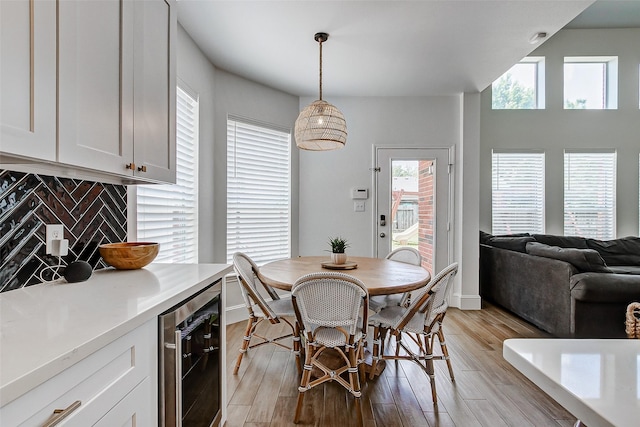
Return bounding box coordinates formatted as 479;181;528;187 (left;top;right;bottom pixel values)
526;242;612;273
608;265;640;275
586;236;640;266
486;236;535;253
531;234;589;249
571;272;640;303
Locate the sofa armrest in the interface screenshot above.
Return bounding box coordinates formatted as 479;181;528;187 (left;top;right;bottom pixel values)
570;273;640;303
480;244;577;336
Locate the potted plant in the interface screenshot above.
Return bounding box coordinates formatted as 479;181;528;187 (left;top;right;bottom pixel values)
328;236;349;265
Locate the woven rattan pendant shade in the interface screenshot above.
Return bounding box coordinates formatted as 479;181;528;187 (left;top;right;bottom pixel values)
295;33;347;151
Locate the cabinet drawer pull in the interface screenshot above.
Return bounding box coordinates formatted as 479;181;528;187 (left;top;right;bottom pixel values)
42;400;81;427
126;162;136;170
137;165;147;172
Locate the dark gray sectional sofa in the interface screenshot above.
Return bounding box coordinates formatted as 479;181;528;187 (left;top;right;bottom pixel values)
479;232;640;338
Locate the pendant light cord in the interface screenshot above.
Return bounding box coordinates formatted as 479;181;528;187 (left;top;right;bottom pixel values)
318;38;323;100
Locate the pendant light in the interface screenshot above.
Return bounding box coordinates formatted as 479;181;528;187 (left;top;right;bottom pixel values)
294;32;347;151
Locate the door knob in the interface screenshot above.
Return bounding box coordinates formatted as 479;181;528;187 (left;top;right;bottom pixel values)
379;233;386;238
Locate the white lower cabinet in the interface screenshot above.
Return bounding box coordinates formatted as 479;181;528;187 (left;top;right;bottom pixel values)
0;319;157;427
93;377;153;427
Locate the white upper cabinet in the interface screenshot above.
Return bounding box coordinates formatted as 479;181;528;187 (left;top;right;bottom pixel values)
132;0;176;183
58;0;176;183
1;0;176;184
0;0;57;161
58;0;135;176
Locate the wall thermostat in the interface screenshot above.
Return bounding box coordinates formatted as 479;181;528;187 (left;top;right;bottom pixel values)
351;188;368;200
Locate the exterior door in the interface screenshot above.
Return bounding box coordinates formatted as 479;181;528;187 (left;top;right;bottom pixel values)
375;147;452;275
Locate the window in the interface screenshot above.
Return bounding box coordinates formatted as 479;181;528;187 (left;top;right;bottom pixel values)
564;150;616;239
227;117;291;265
564;57;618;109
492;151;545;234
492;57;545;109
136;86;199;263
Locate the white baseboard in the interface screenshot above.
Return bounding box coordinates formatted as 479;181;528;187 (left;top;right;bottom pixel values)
451;293;482;310
225;303;249;325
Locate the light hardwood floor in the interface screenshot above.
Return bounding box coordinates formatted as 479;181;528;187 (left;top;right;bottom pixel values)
225;302;577;427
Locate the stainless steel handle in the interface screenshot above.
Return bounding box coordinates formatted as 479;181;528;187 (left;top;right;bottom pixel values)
42;400;81;427
380;232;386;238
175;329;183;427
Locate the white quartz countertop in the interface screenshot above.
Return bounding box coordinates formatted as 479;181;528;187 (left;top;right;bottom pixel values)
504;338;640;427
0;263;232;407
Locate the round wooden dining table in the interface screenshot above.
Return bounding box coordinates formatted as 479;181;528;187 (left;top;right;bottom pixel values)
258;256;431;296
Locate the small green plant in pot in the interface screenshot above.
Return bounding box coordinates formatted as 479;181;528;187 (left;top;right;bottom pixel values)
328;236;349;264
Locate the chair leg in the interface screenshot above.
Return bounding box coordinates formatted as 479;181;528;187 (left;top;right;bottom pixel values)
348;344;364;427
437;327;454;381
294;342;314;424
423;333;438;405
293;321;302;374
369;325;380;380
233;316;256;375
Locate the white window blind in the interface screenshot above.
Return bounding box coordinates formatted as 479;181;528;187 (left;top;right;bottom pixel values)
227;117;291;265
564;151;616;239
492;151;545;235
137;86;199;263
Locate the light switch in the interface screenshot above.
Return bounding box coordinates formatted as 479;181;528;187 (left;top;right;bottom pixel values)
354;201;365;212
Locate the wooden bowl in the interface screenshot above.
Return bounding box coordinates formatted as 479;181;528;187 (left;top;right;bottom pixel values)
98;242;159;270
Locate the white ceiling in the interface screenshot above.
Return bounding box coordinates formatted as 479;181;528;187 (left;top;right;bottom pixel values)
176;0;629;98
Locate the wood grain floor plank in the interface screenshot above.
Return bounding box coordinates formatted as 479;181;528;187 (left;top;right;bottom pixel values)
225;404;251;427
424;410;456;427
245;350;291;423
464;370;535;427
387;376;430;427
465;399;510;427
497;383;563;427
372;403;403;427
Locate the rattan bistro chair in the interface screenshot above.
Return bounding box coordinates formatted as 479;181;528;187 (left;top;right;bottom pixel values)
232;252;301;375
368;262;459;405
369;247;423;312
291;273;369;426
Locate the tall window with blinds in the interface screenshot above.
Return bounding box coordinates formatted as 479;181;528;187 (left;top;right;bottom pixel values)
227;117;291;264
492;151;545;235
137;86;199;263
564;151;616;239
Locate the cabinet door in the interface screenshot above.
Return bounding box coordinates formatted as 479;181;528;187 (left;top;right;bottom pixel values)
132;0;176;183
0;0;56;161
93;377;154;427
58;0;134;176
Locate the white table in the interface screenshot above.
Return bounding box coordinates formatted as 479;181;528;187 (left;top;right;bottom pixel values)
504;338;640;427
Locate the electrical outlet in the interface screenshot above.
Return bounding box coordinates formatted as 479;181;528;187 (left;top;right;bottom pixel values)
46;224;64;255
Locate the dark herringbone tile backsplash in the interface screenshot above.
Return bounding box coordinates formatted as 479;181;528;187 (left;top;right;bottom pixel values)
0;170;127;292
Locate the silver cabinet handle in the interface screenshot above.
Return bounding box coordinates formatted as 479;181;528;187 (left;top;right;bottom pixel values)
42;400;81;427
175;329;183;427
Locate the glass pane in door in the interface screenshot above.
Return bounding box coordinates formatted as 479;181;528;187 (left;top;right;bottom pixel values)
391;160;434;273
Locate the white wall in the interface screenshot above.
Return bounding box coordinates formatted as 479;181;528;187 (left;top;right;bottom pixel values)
298;95;482;309
480;28;640;237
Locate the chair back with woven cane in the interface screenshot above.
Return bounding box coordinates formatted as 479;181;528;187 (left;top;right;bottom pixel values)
369;247;423;312
291;272;369;426
232;252;300;375
386;246;422;265
233;252;282;318
368;262;458;406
